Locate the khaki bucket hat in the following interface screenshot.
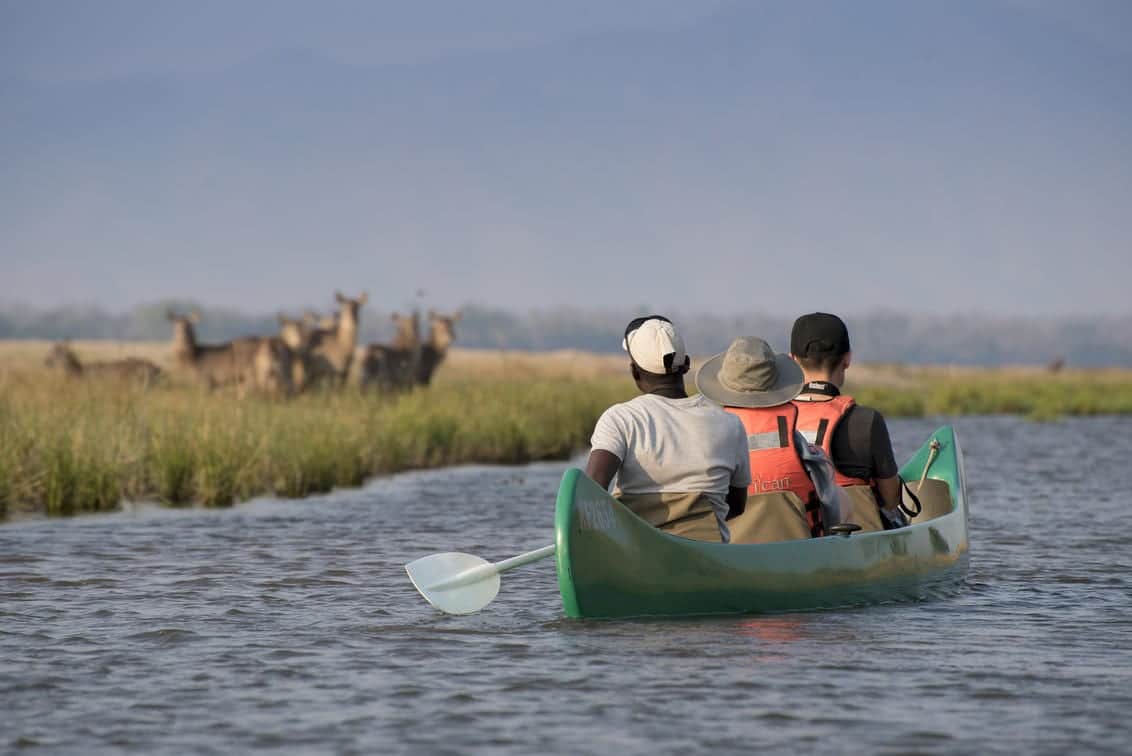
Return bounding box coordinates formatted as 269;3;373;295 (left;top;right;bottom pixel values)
696;336;804;408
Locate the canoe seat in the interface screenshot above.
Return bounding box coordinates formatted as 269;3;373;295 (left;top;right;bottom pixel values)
904;479;953;523
728;491;812;544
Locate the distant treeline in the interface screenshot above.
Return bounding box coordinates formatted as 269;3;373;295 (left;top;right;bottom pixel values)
3;301;1131;368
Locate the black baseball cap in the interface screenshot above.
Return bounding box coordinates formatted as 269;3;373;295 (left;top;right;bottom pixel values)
790;312;851;358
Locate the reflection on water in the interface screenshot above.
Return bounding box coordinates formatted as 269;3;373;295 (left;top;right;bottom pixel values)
736;616;810;643
732;616;810;663
2;417;1131;754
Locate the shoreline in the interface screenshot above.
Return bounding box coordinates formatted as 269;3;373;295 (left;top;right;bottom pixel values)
5;342;1132;518
0;370;631;519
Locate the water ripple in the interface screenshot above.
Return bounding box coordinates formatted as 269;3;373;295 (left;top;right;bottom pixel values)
1;423;1131;754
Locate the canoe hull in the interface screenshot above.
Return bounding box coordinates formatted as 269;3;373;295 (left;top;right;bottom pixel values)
556;426;969;619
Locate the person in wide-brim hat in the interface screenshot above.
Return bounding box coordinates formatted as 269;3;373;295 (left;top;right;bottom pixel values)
696;336;804;408
695;335;848;543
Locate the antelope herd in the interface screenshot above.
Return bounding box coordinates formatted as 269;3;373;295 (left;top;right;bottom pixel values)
43;291;462;399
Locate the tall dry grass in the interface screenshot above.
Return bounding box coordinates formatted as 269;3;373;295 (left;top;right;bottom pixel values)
848;366;1132;420
0;367;632;518
4;340;1132;517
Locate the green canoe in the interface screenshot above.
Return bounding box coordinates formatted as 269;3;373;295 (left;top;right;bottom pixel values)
554;425;969;619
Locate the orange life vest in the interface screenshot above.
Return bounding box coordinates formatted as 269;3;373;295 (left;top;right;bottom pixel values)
792;394;872;488
724;403;824;537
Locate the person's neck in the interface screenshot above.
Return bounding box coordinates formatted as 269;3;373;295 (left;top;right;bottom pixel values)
801;372;841;391
641;380;687;399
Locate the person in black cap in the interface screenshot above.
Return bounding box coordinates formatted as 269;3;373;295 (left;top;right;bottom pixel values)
585;315;751;543
789;313;907;530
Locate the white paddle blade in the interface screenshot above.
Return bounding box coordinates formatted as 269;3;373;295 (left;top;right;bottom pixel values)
405;552;501;615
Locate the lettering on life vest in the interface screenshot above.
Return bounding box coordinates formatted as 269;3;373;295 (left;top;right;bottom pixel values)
754;474;792;492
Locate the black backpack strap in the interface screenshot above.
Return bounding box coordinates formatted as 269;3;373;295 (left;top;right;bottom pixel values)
804;495;825;538
898;476;923;518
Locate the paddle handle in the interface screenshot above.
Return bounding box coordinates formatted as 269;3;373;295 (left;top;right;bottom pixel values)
429;544;556;591
918;439;942;486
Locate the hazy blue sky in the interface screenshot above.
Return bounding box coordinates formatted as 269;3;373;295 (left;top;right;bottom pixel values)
2;0;1130;317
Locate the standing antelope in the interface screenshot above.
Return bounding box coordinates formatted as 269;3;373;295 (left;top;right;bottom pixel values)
416;310;461;387
167;311;292;398
306;291;367;389
44;342;162;387
359;311;421;393
304;310;339;331
277;315;318;393
392;310;421;350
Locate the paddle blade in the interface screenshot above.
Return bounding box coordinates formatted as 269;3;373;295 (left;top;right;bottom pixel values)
405;552;501;615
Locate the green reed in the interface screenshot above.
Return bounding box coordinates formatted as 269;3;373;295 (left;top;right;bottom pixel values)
4;365;1131;517
852;372;1132;420
0;371;633;517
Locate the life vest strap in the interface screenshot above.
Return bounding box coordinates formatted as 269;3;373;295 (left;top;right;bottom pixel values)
814;418;830;446
747;430;788;450
793;394;872;489
747;415;793;451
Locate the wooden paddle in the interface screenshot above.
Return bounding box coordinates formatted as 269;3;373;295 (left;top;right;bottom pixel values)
405;544;556;615
898;437;941;520
919;439;942;486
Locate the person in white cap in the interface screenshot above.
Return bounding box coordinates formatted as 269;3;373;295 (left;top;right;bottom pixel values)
585;315;751;543
696;336;848;543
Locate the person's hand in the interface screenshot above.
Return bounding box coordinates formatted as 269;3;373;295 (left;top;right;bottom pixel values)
880;506;908;529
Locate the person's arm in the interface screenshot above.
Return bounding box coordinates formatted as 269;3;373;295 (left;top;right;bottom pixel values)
726;418;751;520
725;486;746;520
875;474;902;513
875;475;909;528
586;406;627;491
585;449;622;490
867;411;903;516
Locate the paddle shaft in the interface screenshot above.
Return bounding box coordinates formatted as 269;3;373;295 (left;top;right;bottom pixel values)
428;544;556;591
495;543;556;571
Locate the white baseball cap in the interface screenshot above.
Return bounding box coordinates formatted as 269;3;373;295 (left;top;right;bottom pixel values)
622;315;690;375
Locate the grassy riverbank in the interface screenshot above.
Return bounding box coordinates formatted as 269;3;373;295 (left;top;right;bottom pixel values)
848;365;1132;420
0;371;632;518
3;340;1132;518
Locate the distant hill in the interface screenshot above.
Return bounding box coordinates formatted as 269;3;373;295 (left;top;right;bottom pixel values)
2;300;1129;368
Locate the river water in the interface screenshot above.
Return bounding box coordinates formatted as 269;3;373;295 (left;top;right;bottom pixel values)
2;416;1131;755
